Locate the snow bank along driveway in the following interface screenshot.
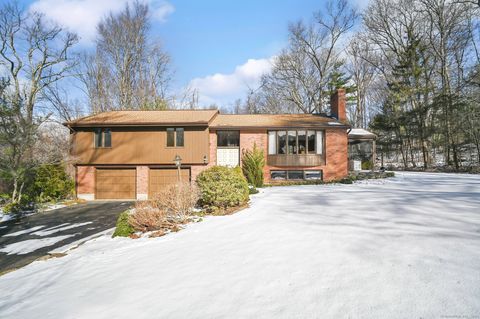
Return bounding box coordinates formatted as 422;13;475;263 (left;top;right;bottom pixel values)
1;172;479;318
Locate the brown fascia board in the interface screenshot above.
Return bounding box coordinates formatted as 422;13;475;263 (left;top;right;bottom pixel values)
66;121;211;128
209;124;351;130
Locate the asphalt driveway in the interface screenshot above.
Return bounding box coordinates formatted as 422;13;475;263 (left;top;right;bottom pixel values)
0;201;132;273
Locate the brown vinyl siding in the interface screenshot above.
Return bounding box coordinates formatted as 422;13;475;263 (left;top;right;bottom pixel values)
72;127;209;165
96;168;136;199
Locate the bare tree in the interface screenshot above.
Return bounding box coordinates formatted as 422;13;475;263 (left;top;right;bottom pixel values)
0;2;77;203
43;82;85;123
346;37;377;128
260;0;358;114
173;84;200;109
419;0;476;167
0;2;78;124
79;1;172;112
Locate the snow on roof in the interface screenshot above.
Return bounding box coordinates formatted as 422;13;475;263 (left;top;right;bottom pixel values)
348;128;376;139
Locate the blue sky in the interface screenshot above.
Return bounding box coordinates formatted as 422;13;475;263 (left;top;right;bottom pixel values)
14;0;366;108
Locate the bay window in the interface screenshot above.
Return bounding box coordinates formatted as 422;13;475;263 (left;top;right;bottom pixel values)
277;131;286;155
298;130;306;154
268;131;276;155
268;130;324;155
307;131;315;153
316;131;323;155
287;131;296;154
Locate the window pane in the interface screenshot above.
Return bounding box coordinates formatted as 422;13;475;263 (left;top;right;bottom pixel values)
297;130;306;154
271;171;286;180
305;170;322;180
277;131;286;155
316;131;323;155
94;128;102;148
167;128;175;147
268;131;276;155
176;128;184;147
287;131;297;154
287;171;303;180
307;131;315;154
104;128;111;147
217;131;239;147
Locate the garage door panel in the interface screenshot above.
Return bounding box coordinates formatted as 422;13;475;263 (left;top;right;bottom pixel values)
149;169;190;199
96;168;136;199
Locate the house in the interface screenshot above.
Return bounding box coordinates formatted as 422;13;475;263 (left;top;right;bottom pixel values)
65;89;350;200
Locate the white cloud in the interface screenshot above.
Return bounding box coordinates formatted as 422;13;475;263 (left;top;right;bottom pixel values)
29;0;174;45
189;57;275;106
151;1;175;22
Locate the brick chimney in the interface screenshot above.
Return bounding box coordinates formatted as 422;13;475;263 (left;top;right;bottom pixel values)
330;88;346;122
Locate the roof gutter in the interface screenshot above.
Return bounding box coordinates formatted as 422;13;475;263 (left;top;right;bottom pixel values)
66;122;211;128
209;124;351;130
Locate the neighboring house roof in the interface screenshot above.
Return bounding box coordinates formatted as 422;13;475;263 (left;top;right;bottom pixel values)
210;114;349;129
65;109;219;127
348;128;377;140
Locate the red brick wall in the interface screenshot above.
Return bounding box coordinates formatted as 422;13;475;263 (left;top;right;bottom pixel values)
323;129;348;180
331;89;346;122
209;131;217;166
76;166;95;195
236;128;348;183
239;130;267;155
192;127;348;183
136;166;149;199
239;129;269;180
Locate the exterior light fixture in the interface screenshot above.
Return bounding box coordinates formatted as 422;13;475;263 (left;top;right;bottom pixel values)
203;155;208;164
173;155;182;181
173;154;182;167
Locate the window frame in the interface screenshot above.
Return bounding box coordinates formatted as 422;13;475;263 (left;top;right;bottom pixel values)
267;129;325;155
304;170;322;180
217;130;240;148
166;127;185;148
287;170;303;180
94;128;112;148
270;170;287;180
176;128;184;147
270;170;323;181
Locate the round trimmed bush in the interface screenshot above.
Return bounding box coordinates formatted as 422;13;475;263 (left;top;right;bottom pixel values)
196;166;249;208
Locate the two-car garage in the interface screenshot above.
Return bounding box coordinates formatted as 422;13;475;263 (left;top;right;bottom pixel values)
94;167;190;200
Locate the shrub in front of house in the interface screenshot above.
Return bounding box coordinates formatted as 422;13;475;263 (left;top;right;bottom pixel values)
128;201;166;233
361;160;373;170
112;210;135;237
241;143;265;188
196;166;249;209
153;182;199;223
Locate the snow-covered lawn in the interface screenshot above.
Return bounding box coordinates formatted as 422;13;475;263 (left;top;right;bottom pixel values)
1;172;479;318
